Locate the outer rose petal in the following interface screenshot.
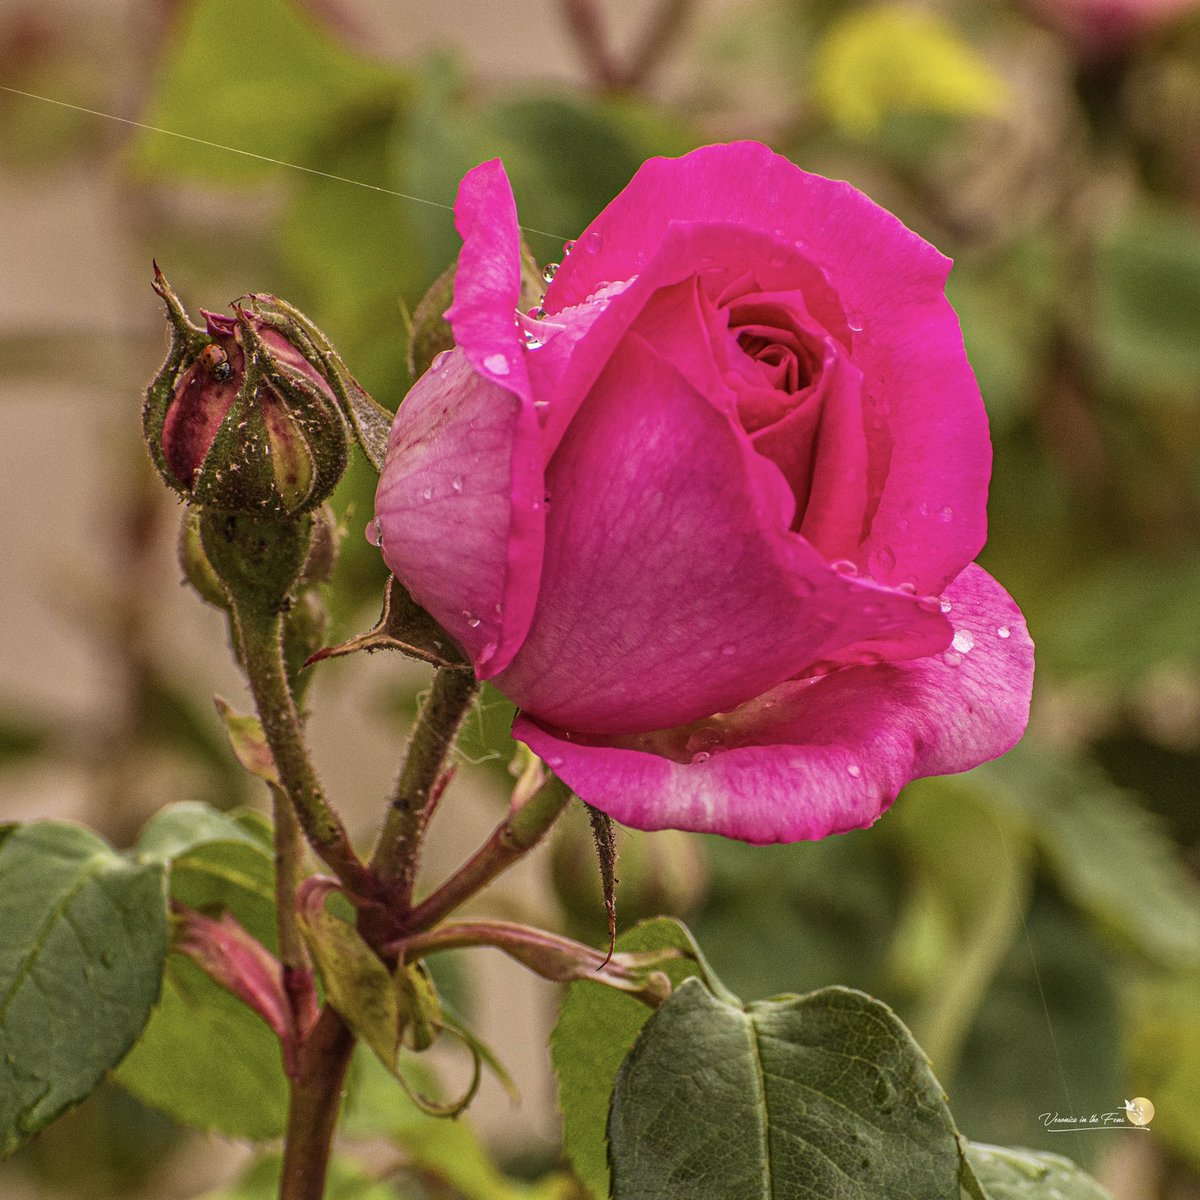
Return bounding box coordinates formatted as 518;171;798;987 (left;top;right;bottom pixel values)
513;563;1032;843
375;160;544;676
493;333;951;736
374;351;544;674
547;142;990;594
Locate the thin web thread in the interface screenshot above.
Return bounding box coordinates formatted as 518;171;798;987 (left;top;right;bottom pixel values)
0;84;568;244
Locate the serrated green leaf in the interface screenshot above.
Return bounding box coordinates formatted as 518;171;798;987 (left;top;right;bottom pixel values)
0;823;168;1157
978;748;1200;967
138;803;277;950
114;955;288;1139
963;1143;1113;1199
813;6;1009;134
608;980;963;1199
552;918;727;1200
214;697;280;786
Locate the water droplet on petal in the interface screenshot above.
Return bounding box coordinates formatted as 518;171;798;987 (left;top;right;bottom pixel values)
451;476;463;493
523;331;544;350
546;755;564;768
939;596;953;614
847;310;865;333
938;505;954;523
494;602;503;615
421;486;433;501
831;559;859;577
527;305;546;320
847;763;862;779
952;629;975;654
430;350;450;373
542;262;559;283
365;518;383;547
917;595;941;613
691;751;711;764
868;545;896;577
896;581;917;595
562;239;576;256
942;650;963;667
997;625;1011;639
585;231;603;254
462;610;481;629
483;352;510;376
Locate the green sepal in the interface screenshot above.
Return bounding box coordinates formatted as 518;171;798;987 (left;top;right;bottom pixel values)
246;294;394;474
142;265;211;492
406;261;457;381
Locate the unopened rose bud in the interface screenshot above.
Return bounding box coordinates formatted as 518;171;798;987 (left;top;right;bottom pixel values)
144;268;350;517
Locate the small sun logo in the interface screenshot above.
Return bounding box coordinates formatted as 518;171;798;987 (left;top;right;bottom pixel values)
1124;1097;1155;1127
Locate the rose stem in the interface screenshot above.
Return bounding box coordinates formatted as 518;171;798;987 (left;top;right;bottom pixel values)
561;0;623;90
278;1006;355;1200
620;0;693;91
370;666;480;901
400;773;573;934
234;600;374;896
270;783;317;1030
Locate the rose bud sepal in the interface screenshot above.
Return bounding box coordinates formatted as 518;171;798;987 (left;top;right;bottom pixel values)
242;293;395;474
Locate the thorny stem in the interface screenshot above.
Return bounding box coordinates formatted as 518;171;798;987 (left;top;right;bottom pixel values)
234;601;373;896
278;1006;355;1200
401;774;573;933
370;667;480;896
270;784;318;1031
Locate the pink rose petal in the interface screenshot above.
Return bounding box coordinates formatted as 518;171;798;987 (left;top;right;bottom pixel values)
514;563;1032;842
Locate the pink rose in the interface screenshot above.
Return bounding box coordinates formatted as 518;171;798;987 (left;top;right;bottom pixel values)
374;142;1033;843
1025;0;1199;54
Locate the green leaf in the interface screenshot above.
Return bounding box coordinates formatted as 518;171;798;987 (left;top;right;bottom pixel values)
812;7;1009;134
0;823;168;1157
138;803;278;950
979;748;1200;968
1127;967;1200;1169
887;778;1032;1077
213;697;280;785
1097;200;1200;397
963;1143;1113;1199
114;956;288;1139
130;0;406;186
196;1150;400;1200
608;979;963;1199
552;918;730;1200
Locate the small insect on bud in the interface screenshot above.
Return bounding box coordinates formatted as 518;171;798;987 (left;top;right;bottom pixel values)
143;268;351;517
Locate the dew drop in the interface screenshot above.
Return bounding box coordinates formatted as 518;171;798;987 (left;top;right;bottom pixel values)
831;559;859;576
542;262;559;283
952;629;975;654
494;602;503;615
938;505;954;523
585;231;603;254
430;350;450;373
917;595;941;613
691;751;711;764
868;545;896;577
421;486;433;501
847;763;862;779
546;755;564;768
896;581;917;595
452;476;463;493
942;650;963;667
462;609;481;628
365;518;383;547
997;625;1011;639
527;305;546;320
939;596;953;614
847;310;865;333
483;352;510;376
523;331;544;350
562;239;576;255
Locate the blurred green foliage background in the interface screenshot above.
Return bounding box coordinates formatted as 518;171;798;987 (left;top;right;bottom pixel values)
1;0;1199;1197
